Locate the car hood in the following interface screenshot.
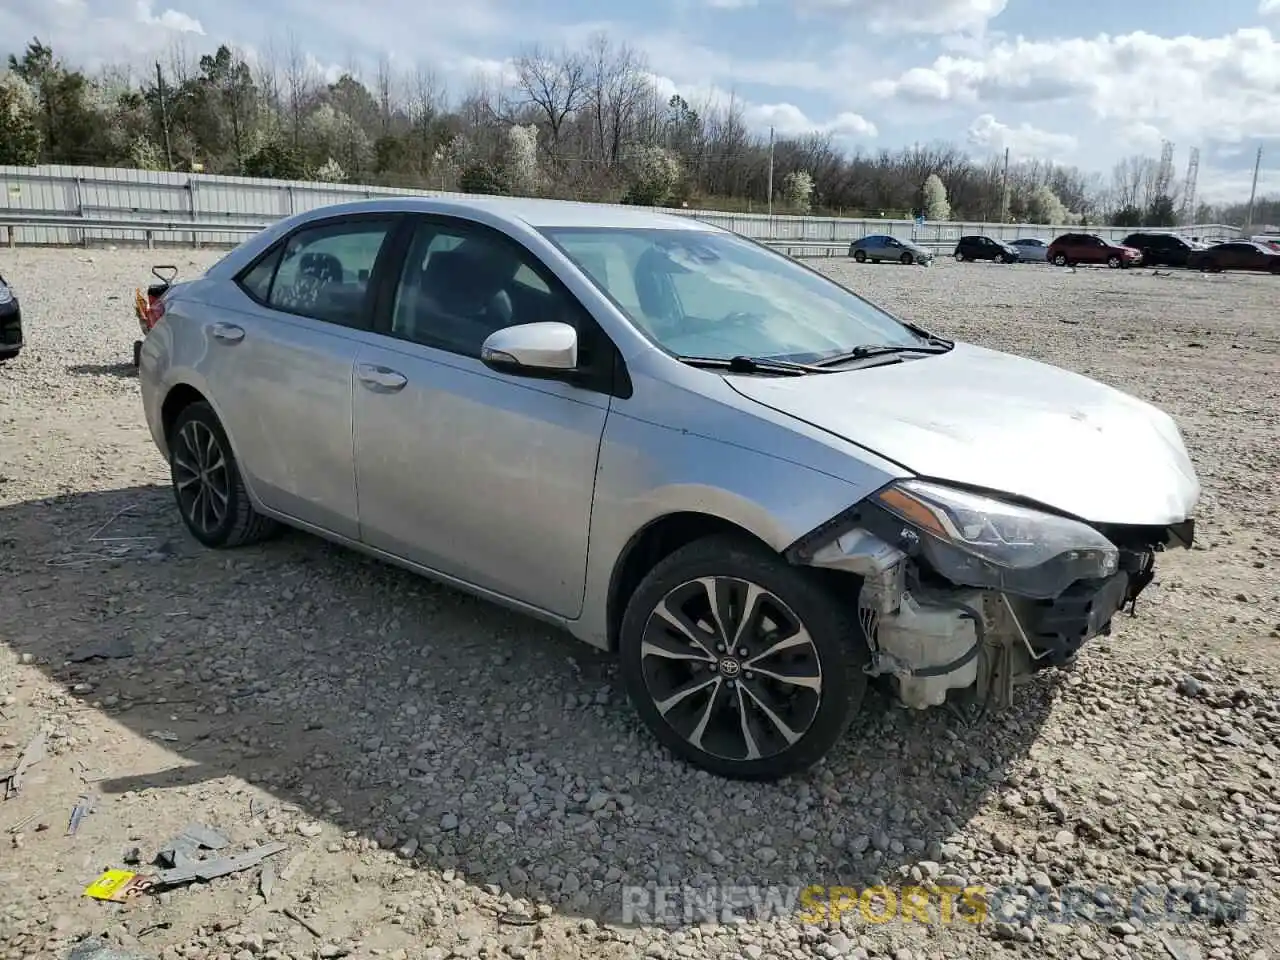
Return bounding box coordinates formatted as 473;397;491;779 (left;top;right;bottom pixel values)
726;342;1200;526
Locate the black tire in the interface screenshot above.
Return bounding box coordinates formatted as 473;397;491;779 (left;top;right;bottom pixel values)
132;340;143;368
168;400;280;549
1107;255;1122;269
1052;253;1069;267
899;252;913;265
853;250;867;263
618;533;868;781
954;251;966;262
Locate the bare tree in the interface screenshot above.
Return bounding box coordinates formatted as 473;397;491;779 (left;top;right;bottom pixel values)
584;32;649;168
283;31;315;148
513;45;587;153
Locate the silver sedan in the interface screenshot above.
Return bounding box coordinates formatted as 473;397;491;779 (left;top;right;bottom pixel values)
1008;237;1050;261
138;196;1199;781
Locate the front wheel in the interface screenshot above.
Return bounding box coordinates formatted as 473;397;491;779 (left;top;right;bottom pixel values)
954;252;966;262
1052;253;1069;267
1107;255;1122;269
618;535;868;781
853;250;867;263
899;252;913;265
169;401;280;549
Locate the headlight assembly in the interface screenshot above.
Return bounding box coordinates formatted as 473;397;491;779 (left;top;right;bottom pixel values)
870;479;1119;599
0;284;12;305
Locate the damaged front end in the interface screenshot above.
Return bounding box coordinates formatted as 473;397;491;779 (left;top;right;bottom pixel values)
786;479;1195;712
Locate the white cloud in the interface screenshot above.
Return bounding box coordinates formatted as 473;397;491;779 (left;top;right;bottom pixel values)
872;28;1280;143
795;0;1006;35
745;102;877;138
134;0;203;33
966;114;1076;159
1261;0;1280;14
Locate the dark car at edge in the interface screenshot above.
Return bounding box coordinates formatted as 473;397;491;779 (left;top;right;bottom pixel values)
0;272;21;363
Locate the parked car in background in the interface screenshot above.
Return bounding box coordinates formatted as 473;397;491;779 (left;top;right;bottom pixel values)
137;196;1200;781
1008;238;1049;261
1188;241;1280;273
0;272;21;363
1046;233;1143;269
1119;232;1198;268
849;235;934;266
953;235;1019;263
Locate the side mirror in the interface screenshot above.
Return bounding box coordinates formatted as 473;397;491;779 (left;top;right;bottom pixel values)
480;321;578;375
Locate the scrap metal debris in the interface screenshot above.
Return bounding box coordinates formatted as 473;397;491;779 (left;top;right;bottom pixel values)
84;824;287;902
65;937;154;960
281;905;324;938
67;793;97;835
67;637;135;663
2;731;47;800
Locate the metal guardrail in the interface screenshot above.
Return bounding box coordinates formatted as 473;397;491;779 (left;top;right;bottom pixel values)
1;214;266;249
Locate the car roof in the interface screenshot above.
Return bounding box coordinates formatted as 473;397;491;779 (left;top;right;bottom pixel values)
292;195;721;231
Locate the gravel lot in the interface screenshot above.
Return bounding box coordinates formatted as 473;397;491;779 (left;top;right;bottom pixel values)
1;247;1277;960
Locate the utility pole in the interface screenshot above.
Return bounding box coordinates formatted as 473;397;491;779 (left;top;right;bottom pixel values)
156;61;173;170
766;126;775;218
1244;145;1263;232
1000;146;1010;223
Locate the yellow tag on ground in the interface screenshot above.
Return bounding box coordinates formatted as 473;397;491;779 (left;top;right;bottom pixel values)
84;869;138;901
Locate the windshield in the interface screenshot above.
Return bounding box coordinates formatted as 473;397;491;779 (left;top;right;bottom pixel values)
539;226;929;363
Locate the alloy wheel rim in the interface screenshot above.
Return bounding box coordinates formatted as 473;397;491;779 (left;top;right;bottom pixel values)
639;577;823;762
173;421;230;535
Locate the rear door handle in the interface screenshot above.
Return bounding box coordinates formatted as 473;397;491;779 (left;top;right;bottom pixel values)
210;322;245;343
356;363;408;393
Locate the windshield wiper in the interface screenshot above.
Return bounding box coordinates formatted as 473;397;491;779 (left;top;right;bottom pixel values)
901;321;953;347
813;341;951;368
676;355;831;375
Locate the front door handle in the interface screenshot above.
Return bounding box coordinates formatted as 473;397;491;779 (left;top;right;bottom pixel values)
210;322;245;343
356;363;408;392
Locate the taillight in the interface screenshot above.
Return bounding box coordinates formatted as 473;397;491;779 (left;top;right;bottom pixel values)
144;297;165;330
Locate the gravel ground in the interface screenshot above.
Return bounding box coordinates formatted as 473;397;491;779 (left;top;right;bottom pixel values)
1;247;1277;960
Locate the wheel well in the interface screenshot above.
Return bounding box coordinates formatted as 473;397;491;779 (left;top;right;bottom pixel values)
161;383;207;444
606;512;773;651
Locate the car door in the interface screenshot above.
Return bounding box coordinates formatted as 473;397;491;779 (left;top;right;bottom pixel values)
882;237;904;261
200;213;401;540
348;214;613;619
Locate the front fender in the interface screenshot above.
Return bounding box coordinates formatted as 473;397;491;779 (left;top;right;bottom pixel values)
573;410;906;648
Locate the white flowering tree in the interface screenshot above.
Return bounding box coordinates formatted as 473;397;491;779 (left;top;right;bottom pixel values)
304;103;371;180
0;70;41;165
622;144;682;206
782;170;814;213
922;173;951;220
1026;184;1067;225
431;133;472;189
315;157;347;183
505;123;541;196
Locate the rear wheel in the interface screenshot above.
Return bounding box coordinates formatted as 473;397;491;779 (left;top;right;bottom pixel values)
853;250;867;263
954;251;965;262
618;534;868;781
1052;253;1069;267
168;401;280;549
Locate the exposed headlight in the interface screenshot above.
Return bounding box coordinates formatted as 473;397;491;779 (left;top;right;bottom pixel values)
0;284;11;305
871;479;1119;599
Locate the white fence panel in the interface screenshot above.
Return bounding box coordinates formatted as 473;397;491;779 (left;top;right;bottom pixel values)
0;163;1242;250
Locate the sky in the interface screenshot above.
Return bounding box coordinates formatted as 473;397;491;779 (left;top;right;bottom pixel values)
4;0;1279;205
